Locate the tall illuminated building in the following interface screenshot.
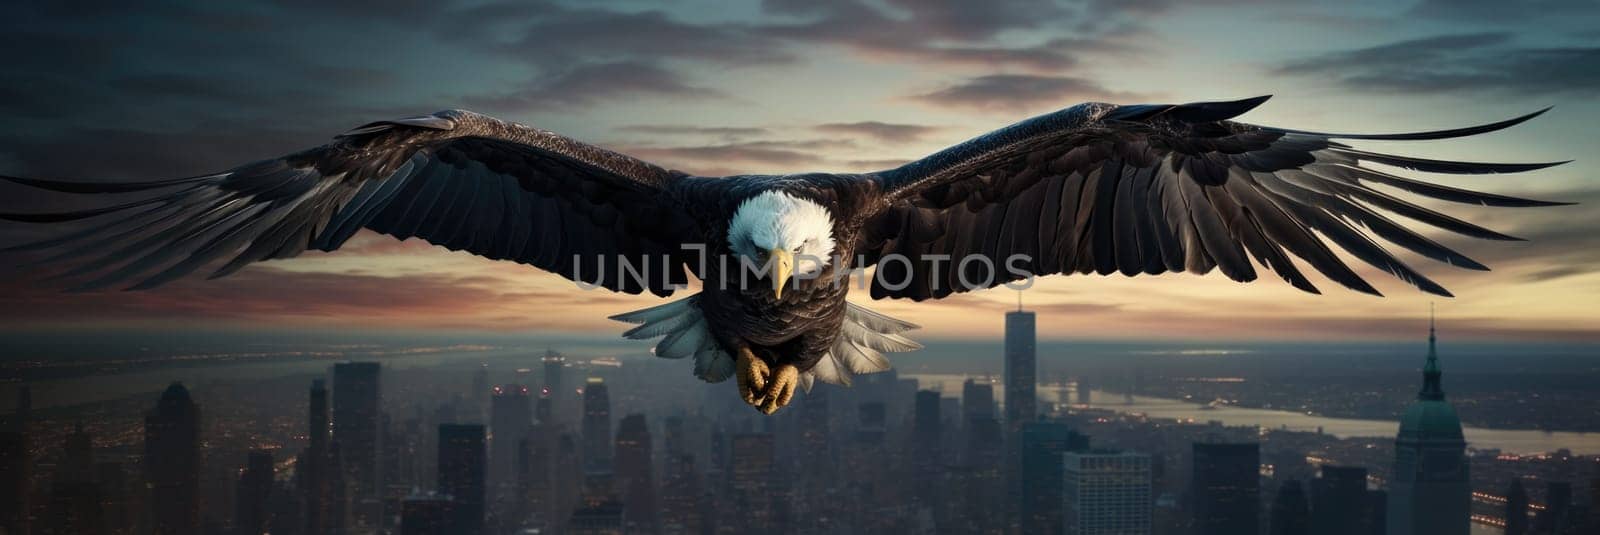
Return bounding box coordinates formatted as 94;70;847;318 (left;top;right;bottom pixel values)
490;384;532;496
332;361;383;530
543;351;568;424
582;377;613;472
145;382;201;535
303;379;338;534
1004;301;1037;532
1387;311;1470;535
1004;302;1037;433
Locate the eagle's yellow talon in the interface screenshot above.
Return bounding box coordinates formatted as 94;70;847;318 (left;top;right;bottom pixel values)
737;348;771;408
758;364;799;415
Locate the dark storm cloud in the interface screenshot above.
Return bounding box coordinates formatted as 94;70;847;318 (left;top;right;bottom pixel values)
758;0;1140;72
906;75;1151;111
0;126;334;179
436;0;793;68
1274;33;1600;96
1408;0;1600;22
812;121;942;144
464;62;728;113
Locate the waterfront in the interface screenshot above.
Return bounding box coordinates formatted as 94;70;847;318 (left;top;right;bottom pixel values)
908;373;1600;456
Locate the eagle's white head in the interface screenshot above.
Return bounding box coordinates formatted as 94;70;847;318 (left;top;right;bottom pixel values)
727;191;836;298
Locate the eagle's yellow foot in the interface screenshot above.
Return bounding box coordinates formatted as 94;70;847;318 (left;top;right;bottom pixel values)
758;363;799;415
736;347;771;408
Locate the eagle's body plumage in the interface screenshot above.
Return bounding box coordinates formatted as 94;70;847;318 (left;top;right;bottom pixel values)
1;97;1571;413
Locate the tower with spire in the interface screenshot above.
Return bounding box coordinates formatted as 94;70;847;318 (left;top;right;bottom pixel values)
1387;306;1470;535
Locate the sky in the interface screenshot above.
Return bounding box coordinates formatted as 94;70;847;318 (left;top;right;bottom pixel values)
1;0;1598;347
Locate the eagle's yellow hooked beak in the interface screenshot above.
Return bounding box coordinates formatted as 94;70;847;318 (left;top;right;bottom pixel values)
769;248;793;299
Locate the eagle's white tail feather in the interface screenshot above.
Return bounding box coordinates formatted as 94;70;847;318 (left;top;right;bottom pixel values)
612;297;920;390
610;294;735;383
801;301;922;392
845;303;921;334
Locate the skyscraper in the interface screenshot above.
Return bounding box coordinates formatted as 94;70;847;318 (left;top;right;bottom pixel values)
544;351;567;424
1;386;29;535
1019;421;1089;534
1387;311;1470;535
659;453;703;535
43;423;103;535
400;493;458;535
235;450;274;535
1534;481;1574;534
1269;480;1310;535
582;377;613;472
303;379;337;535
489;384;532;496
1192;442;1260;535
1311;465;1369;535
913;390;944;506
730;433;776;532
145;382;202;535
438;424;486;535
614;413;657;532
332;361;383;530
1504;479;1529;535
1004;305;1037;433
471;364;489;418
1062;451;1152;535
1005;304;1038;533
963;379;996;422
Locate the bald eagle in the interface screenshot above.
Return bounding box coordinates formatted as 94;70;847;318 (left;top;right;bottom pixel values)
0;96;1569;414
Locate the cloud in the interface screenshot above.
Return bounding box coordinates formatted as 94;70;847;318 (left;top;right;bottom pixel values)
813;121;941;144
615;125;772;140
438;0;793;68
906;75;1152;111
463;62;727;112
0;260;653;332
1408;0;1600;22
758;0;1138;72
618;140;856;174
1273;33;1600;96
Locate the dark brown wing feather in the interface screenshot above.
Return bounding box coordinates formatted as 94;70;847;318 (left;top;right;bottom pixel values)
0;110;701;295
860;96;1570;300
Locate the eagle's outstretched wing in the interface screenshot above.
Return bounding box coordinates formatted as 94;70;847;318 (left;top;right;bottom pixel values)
0;110;701;295
857;96;1571;300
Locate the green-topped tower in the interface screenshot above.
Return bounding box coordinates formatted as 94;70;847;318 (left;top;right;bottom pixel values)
1387;306;1470;535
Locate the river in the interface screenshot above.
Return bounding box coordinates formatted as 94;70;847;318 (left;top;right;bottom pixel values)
905;374;1600;456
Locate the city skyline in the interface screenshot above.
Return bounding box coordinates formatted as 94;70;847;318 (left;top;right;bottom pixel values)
1;305;1596;534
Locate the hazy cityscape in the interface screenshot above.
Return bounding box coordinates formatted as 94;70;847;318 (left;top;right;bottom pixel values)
1;307;1596;535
